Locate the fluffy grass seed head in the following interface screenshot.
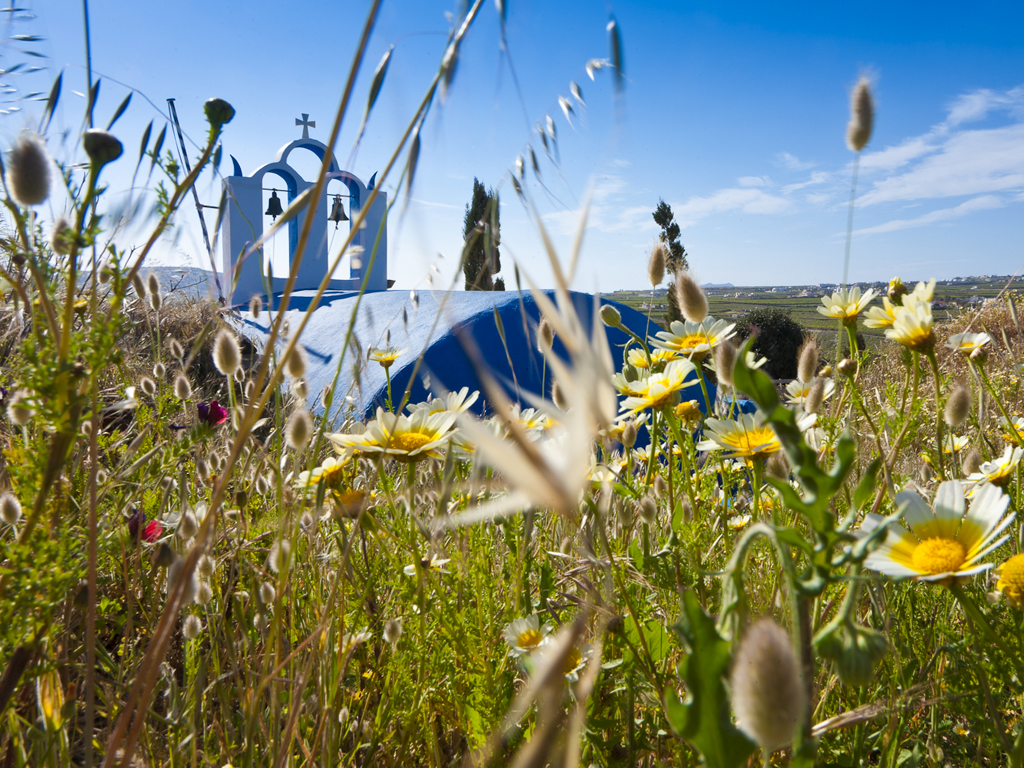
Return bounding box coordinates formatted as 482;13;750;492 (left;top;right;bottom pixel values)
269;539;291;573
6;133;51;206
195;581;213;606
537;317;555;353
805;378;827;415
249;295;262;318
730;618;805;753
0;493;22;525
621;420;637;448
944;385;972;428
169;337;184;361
153;362;165;379
6;389;33;426
174;374;192;401
714;340;738;389
183;614;203;640
166;557;198;604
177;511;198;540
638;495;658;524
49;216;73;255
260;582;276;605
675;271;708;324
858;480;1014;584
797;338;819;384
846;76;874;152
384;617;404;646
140;377;156;397
286;345;307;379
146;271;161;298
286;409;312;449
648;243;666;287
213;328;242;377
997;554;1024;609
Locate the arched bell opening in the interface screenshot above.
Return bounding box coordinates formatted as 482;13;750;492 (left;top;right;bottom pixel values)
258;168;298;282
326;177;354;280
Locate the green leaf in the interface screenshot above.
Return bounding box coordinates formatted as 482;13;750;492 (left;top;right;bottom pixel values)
853;458;881;511
106;91;131;130
668;591;756;767
642;620;669;663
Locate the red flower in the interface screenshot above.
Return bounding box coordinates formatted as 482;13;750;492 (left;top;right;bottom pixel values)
198;400;229;426
128;510;163;543
142;519;163;543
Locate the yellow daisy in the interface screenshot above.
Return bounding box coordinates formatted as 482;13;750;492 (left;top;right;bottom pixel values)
885;299;934;352
996;554;1024;609
368;346;404;370
858;480;1014;583
407;387;479;416
946;332;991;355
785;377;835;406
1002;415;1024;443
296;455;349;490
966;445;1023;491
617;359;697;416
650;317;736;362
817;287;876;326
863;296;900;329
626;346;679;370
695;413;782;461
502;615;552;657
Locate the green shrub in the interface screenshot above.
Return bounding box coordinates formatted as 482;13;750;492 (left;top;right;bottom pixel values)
735;306;804;379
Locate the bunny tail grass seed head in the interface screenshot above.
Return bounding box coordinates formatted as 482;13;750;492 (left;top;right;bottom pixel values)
183;614;203;640
286;409;312;449
140;377;156;397
551;379;568;411
944;384;972;428
286;346;307;379
249;295;262;319
730;618;805;753
169;337;184;361
648;243;666;287
537;317;554;354
146;271;161;298
174;374;191;401
964;448;983;476
6;133;51;206
675;272;708;324
622;420;638;449
49;217;73;255
805;378;826;415
153;362;165;379
384;617;404;646
846;76;874;152
260;581;276;605
637;496;657;524
797;339;819;384
714;340;738;388
213;328;242;377
0;493;22;525
7;389;33;426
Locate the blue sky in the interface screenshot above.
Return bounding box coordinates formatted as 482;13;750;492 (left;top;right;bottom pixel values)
8;0;1024;292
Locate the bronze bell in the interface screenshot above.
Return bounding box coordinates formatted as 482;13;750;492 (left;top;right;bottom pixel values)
328;195;349;226
265;189;284;220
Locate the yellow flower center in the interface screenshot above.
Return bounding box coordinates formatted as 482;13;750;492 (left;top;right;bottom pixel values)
900;327;935;352
912;538;966;575
564;647;582;675
669;333;712;358
675;401;702;423
998;554;1024;608
517;629;542;649
321;462;347;486
389;432;434;454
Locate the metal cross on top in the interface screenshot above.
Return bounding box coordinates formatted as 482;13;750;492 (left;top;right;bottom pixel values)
295;113;315;139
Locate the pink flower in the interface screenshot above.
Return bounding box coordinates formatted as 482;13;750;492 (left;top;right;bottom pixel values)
142;519;163;543
128;510;163;543
198;400;229;426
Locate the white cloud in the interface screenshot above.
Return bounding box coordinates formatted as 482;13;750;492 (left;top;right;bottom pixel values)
673;187;793;227
943;86;1024;128
860;136;936;171
738;175;771;187
853;195;1004;236
776;151;815;170
783;171;831;194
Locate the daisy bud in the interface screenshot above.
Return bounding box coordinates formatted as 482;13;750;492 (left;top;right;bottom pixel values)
213;328;242;377
195;581;213;606
182;614;203;640
622;420;637;448
537;317;555;354
6;133;51;206
285;346;307;379
818;365;832;379
944;385;971;428
146;271;161;298
153;362;165;378
887;277;907;307
805;379;826;415
249;295;262;318
50;216;74;255
714;340;738;388
140;377;156;397
797;339;819;384
6;389;33;425
169;337;184;360
384;617;404;646
259;581;276;605
268;539;291;573
83;129;123;169
846;76;874;152
599;304;622;329
964;448;983;476
638;495;658;524
675;272;708;324
648;243;666;287
837;358;857;377
765;451;790;481
970;346;988;365
178;511;198;540
204;97;236;131
131;272;146;299
0;493;22;525
174;373;192;401
550;379;568;411
285;409;312;449
729;618;805;753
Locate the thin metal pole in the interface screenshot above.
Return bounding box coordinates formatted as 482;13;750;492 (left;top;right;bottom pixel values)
166;98;223;299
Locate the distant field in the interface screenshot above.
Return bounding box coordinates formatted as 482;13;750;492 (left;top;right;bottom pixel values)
611;276;1024;357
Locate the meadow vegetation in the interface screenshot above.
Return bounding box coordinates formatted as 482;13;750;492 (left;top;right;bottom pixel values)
4;4;1024;768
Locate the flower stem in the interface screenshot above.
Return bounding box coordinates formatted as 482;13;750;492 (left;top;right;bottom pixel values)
927;351;945;479
949;581;1024;680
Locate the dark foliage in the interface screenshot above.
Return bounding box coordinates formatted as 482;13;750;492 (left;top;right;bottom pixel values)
652;199;688;323
462;178;502;291
735;306;804;380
